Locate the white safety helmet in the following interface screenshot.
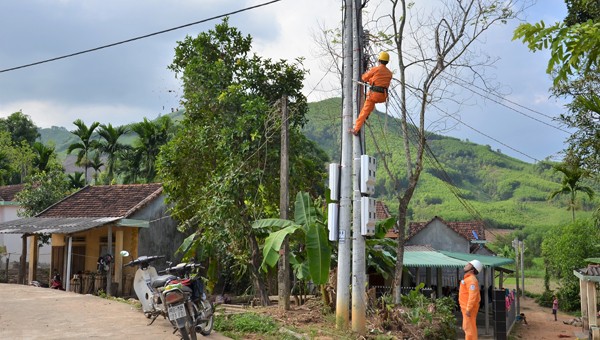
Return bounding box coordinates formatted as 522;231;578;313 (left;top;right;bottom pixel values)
469;259;483;274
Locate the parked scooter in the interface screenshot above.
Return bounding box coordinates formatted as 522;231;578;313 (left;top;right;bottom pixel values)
122;252;212;339
122;254;171;318
159;262;214;336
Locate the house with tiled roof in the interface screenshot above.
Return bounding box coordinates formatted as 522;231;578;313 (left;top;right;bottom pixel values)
405;216;492;255
0;183;186;296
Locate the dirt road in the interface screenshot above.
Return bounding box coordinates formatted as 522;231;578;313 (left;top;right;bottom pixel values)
512;296;585;339
0;283;230;340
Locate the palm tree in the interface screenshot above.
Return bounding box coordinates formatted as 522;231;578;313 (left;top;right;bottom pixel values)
131;116;173;183
88;152;104;184
32;142;55;173
67;172;86;189
67;119;100;184
549;161;595;221
97;123;129;183
117;148;142;184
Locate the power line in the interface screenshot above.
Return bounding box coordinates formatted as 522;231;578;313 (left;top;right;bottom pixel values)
437;74;571;134
0;0;283;74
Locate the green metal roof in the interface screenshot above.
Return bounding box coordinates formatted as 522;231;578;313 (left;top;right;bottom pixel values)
440;251;514;267
403;251;468;268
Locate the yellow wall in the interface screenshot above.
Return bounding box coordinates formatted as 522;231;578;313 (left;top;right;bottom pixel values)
67;225;137;273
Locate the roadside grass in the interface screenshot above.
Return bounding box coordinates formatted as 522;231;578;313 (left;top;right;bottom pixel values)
97;289;142;310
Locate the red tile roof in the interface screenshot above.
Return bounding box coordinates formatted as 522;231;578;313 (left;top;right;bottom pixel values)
38;183;163;218
376;201;392;220
582;264;600;276
0;184;25;202
408;216;486;241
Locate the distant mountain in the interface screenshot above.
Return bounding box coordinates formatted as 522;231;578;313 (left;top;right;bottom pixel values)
303;98;594;230
38;100;592;230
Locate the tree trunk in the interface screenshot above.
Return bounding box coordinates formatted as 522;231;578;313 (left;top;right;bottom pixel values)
248;234;270;306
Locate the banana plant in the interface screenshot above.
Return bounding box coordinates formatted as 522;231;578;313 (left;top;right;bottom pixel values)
252;192;331;285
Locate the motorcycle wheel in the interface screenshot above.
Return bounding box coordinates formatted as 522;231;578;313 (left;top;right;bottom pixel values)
179;314;197;340
196;299;214;336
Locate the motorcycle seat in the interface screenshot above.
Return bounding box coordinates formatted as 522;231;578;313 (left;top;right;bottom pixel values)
151;275;177;288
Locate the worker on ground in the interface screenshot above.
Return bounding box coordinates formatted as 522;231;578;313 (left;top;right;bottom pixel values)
351;51;393;136
459;259;482;340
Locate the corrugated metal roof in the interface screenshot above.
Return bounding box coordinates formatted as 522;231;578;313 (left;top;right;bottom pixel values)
403;251;468;268
440;250;514;267
0;217;120;235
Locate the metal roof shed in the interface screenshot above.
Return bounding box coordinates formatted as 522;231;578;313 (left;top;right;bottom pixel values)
439;250;514;267
403;251;468;268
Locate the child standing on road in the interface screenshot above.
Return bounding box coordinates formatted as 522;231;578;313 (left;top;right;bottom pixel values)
552;296;558;321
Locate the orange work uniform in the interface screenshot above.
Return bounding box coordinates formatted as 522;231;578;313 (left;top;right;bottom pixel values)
352;63;393;134
459;272;480;340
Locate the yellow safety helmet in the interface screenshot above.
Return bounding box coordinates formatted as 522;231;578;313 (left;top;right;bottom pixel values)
378;51;390;62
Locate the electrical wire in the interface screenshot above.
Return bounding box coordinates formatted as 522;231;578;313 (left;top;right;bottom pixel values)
0;0;283;74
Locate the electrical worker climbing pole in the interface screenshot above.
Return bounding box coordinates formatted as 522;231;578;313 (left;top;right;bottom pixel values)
459;259;482;340
351;51;393;136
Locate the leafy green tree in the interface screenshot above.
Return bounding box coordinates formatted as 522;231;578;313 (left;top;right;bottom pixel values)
0;130;35;184
541;219;600;311
131;117;173;183
97;123;129;183
548;161;594;221
158;19;321;306
67;119;100;184
15;165;70;217
0;111;40;146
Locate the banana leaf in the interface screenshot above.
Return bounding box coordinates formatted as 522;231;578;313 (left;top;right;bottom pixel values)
306;223;331;284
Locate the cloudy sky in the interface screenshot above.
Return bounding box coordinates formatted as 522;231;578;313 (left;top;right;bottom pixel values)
0;0;570;163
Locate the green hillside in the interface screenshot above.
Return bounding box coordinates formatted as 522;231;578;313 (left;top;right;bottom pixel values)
303;97;595;230
38;99;594;231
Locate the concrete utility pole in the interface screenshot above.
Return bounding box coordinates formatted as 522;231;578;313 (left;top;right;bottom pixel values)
351;0;366;333
335;0;354;329
278;95;291;310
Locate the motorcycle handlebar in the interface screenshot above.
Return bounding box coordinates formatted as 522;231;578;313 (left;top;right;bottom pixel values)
123;255;165;267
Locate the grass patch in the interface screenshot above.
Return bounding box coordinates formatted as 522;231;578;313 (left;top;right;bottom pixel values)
214;312;289;340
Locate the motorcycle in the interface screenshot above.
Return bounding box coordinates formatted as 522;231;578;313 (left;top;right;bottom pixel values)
159;262;214;337
123;254;171;319
122;252;213;339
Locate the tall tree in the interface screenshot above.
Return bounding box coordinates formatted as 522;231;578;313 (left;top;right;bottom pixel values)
97;123;129;183
67;119;99;184
158;19;322;306
0;111;40;146
131;117;173;183
363;0;524;303
548;160;594;221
